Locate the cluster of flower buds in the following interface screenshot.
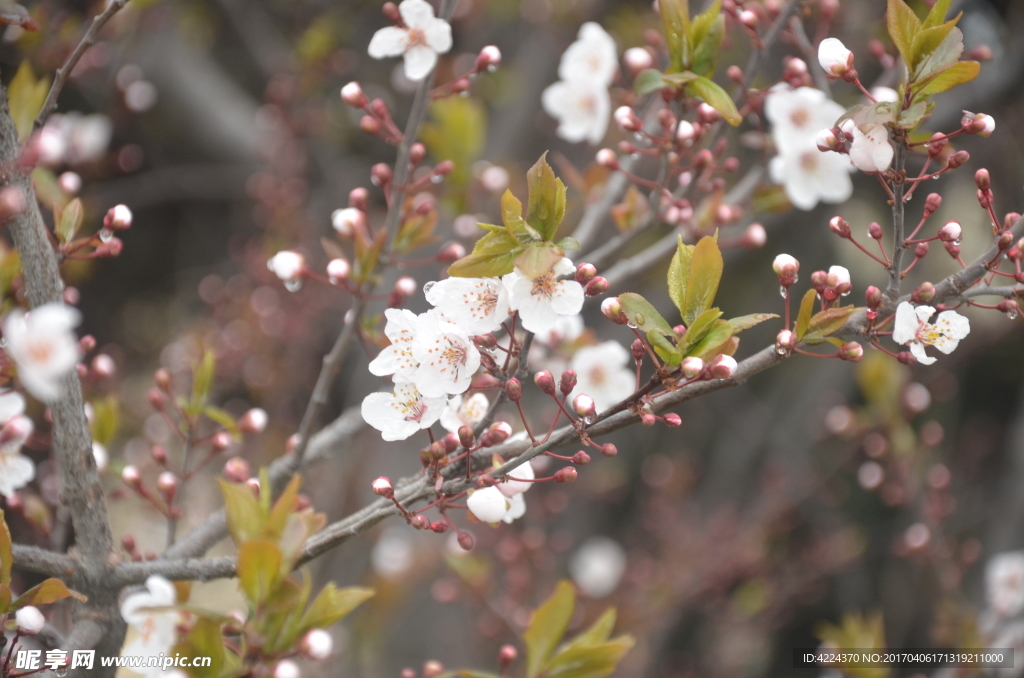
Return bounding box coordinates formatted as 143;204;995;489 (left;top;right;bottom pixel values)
340;82;404;144
810;265;852;301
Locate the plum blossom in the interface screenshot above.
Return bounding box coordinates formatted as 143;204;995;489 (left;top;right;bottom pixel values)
542;22;616;145
849;123;894;172
569;341;635;412
361;382;446;441
569;536;627;597
892;302;970;365
15;606;45;634
120;575;182;677
267;251;305;283
411;312;481;397
503;258;585;335
499;459;535;498
502;493;526;524
440;393;489;434
988;551;1024;617
817;37;853;76
424;276;510;334
764;86;852;210
368;308;420;383
3;303;81;403
368;0;452;81
0;391;34;498
467;486;510;523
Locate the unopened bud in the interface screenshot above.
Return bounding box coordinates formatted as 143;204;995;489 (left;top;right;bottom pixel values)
458;425;475;449
742;222;767;248
430;521;449;533
631;339;646;362
911;281;936;303
300;629;333;661
772;253;799;286
865;285;882;309
575;262;597;284
946;150;969;169
505;378;523;402
434;160;455;176
437;242;466;263
601;297;628;324
487;421;512;444
156;471;177;501
326;258;351;284
147;387;166;410
209;431;230;453
998;299;1019;316
641;413;656;427
223;456;250;482
839;341;864;362
371;163;393;186
498;645;518;668
613;105;642;132
92;353;116;378
121;465;141;486
554;466;578;483
393;276;417;297
810;270;828;292
151;445;167;464
410;514;430;529
914;241;930;258
664;413;682;427
975;168;991;192
681;356;704;379
476;45;502;70
938;221;961;243
573;394;596;419
708;354;737;379
868;222;884;240
966;113;995;136
998;232;1014;250
897;351;917;365
816;128;840;152
457;532;474;550
360;116;380;135
571;450;591;465
238;408;268;434
623;47;654;74
534;370;556;395
341;81;368;108
596;148;619;170
727;64;744;83
473;334;497;349
104;204;133;230
348;187;369;211
696;103;720;124
829;215;851;238
776;329;796;352
559;369;577;395
928;133;948;158
372;476;394;499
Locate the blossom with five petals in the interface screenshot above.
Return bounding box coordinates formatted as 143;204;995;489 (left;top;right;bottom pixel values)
424;276;510;335
367;0;453;81
120;576;182;677
411;312;481;397
368;308;420;383
361;382;446;441
892;302;970;365
3;303;81;403
502;258;585;334
0;391;34;498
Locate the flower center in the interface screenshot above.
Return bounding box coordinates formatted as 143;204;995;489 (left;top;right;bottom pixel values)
578;94;597;115
140;616;156;643
26;339;54;364
400;397;428;423
789;108;811;128
799;151;819;172
440;337;468;372
407;27;427;48
588;365;607;386
531;273;558;300
465;286;498;320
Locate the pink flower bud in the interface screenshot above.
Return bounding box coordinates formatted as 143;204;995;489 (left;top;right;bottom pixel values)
0;186;26;220
300;629;333;660
349;187;369;211
372;476;394;498
430;521;449;533
499;645;518;668
815;128;840;152
326;258;351;284
818;37;854;76
681;356;704;379
911;281;936;304
371;163;393;186
559;369;577;395
601;297;628;324
596;148;619;170
437;242;466;263
571;450;591;465
829;215;851;238
946;150;969;169
575;262;597;284
457;532;474;550
631;338;646;362
708;354;737;379
938;221;961;243
664;413;682;427
966;113;995;136
738;8;758;27
613;105;642;132
865;286;882;308
975;168;991;192
727;64;744;83
573;394;596;419
91;353;116;378
772;253;799;286
223;456;250;482
676;120;696;144
998;299;1019;317
776;329;797;352
341;81;368;108
476;45;502;71
273;659;300;678
554;466;578;483
157;471;177;501
393;276;417;297
505;378;523;402
151;445;167;464
839;341;864;362
534;370;556;395
623;47;654;74
458;425;475;449
742;222;767;248
696;103;720;124
410;514;430;529
246;477;261;496
104;204;133;230
914;241;930;258
585;276;609;296
601;443;618;457
487;421;512;444
121;465;141;486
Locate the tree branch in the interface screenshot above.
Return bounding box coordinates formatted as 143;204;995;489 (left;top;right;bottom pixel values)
11;544;75;578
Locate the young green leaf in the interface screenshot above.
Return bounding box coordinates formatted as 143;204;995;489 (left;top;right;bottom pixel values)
795;289;817;340
667;235;695;318
887;0;921;69
264;474;303;541
544;636;637;678
635;68;670;95
174;616;224;678
11;578;87;609
685;76;741;125
515;244;565;279
526;154;567;242
556;236;580;251
7;62;49;142
89;396;120;445
922;0;953;29
524;580;576;678
910;17;960;71
217;478;264;546
687;319;734;359
1;511;13;586
448;229;524;278
727;313;779;332
914;60;980;97
689;2;724;76
897;100;933;130
678;307;723;356
682;235;723;326
562;608;617;650
502;190;540;245
659;0;691;73
911;25;963;82
648;329;681;365
203;405;240;439
238;539;283;605
804;305;858;341
190;350;216;412
56;198;84;244
300;584;375;631
617;293;674;335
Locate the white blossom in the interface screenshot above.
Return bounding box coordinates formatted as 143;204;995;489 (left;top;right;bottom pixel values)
503;258;585;335
764;86;846;148
769;145;854;210
120;576;181;677
15;606;45;634
3;304;81;403
424;276;510;335
361;382;446;441
817;37;853;76
440;393;489;434
411;312;481;397
502;493;526;524
849;123;894;172
467;486;509;523
892;302;970;365
267;251;305;282
569;536;626;597
499;459;535;498
368;308;420;383
988;552;1024;617
368;0;452;81
557;22;618;85
535;314;584;347
541;79;611;145
570;341;635;412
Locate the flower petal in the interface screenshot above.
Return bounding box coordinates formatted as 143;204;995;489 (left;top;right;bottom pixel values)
403;45;438;81
368;26;409;58
910;342;936;365
424;18;452;54
398;0;434;30
892;302;919;345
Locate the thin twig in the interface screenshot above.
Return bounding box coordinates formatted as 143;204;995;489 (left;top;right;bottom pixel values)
34;0;131;131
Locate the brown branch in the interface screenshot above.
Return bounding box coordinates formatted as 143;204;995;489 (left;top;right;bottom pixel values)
886;136;909;298
10;544;75;578
34;0;131;131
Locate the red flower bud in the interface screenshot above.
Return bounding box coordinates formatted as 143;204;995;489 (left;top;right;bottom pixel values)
575;262;597;284
505;378;523;402
371;163;393;186
664;413;682;427
946;150;969;169
585;277;609;296
631;339;646;362
571;450;591;465
865;286;882;309
559;369;577;395
554;466;578;483
924;193;942;215
975;168;991;192
534;370;556;395
498;645;518;668
457;532;474;550
829;215;851;238
601;443;618;457
372;476;394;498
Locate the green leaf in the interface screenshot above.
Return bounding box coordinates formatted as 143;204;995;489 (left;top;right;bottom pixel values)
678;308;723;356
190;350;216;413
56;198;83;243
635;69;669;95
689;4;724;76
12;578;87;609
910;17;960;71
804;305;858;340
617;293;674;335
217;479;264;546
1;511;13;586
794;289;817;340
173;616;224;678
667;235;695;318
515;244;565;279
89;396;120;446
923;0;953;28
556;237;580;251
659;0;690;73
448;229;523;278
912;26;963;82
648;329;681;365
545;636;636;678
687;319;734;359
887;0;921;69
727;313;778;332
300;584;375;630
264;475;302;542
526;153;567;242
445;552;492;590
203;405;240;439
32;168;69;212
238;540;283;605
685;76;741;125
563;608;617;650
524;580;576;678
502;190;540;245
914;60;980;97
681;235;723;326
897;100;932;130
847;101;899;128
7;62;49;142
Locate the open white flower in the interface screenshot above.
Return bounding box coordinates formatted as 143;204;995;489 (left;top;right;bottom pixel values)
558;22;618;85
502;493;526;524
440;393;489;433
499;459;535;497
361;382;446;441
849;123;894;172
424;276;510;335
769;145;854;210
368;0;452;81
368;308;420;383
570;341;635;412
411;312;481;397
3;304;81;403
892;302;970;365
764;86;846;148
542;79;611;145
467;486;509;523
988;551;1024;617
569;536;626;597
121;575;181;677
0;391;33;498
503;258;585;335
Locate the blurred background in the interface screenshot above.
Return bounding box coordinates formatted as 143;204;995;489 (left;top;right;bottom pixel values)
5;0;1024;676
